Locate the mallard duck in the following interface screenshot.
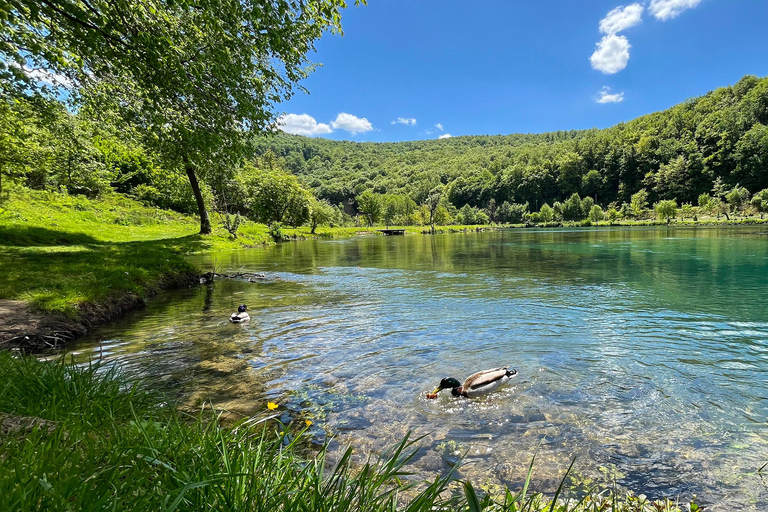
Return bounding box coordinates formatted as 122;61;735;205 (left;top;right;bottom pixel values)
429;366;517;398
229;304;250;324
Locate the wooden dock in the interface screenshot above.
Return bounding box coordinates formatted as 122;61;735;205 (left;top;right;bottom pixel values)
378;229;406;236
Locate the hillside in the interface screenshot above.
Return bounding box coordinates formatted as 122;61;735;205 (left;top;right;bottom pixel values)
252;75;768;211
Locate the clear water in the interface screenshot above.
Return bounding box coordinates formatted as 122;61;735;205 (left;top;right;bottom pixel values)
71;227;768;509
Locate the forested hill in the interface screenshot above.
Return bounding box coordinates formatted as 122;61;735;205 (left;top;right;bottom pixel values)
251;75;768;210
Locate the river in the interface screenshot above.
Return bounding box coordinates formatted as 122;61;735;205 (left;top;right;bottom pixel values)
71;226;768;510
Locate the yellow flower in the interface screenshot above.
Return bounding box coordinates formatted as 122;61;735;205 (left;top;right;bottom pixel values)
267;402;278;410
305;419;313;427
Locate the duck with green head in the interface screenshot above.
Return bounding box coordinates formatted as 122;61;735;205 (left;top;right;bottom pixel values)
430;366;517;399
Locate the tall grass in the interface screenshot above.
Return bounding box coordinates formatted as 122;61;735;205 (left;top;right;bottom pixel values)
0;352;699;511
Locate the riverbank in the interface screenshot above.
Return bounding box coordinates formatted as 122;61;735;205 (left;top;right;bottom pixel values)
3;185;766;352
0;351;699;511
0;187;254;351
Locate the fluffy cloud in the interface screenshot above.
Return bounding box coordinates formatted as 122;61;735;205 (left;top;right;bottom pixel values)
435;123;444;131
331;113;374;135
599;4;644;35
590;35;631;74
649;0;702;21
277;113;333;136
595;87;625;104
438;133;452;139
391;117;416;126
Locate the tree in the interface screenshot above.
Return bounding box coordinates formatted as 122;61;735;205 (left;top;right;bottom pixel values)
357;190;382;226
655;199;678;222
247;165;312;226
458;204;477;225
539;203;554;223
630;189;649;218
698;193;712;210
726;184;750;216
581;169;602;199
0;100;30;195
712;176;728;200
561;193;583;221
588;205;604;223
2;0;362;234
382;196;398;228
309;197;337;234
751;189;768;218
422;185;445;232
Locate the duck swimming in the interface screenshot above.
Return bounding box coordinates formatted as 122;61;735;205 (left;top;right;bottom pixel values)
229;304;250;324
428;366;517;399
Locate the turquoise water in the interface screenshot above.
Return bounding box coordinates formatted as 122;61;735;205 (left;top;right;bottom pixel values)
72;227;768;509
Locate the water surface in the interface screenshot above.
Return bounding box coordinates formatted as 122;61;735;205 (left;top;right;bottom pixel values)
72;227;768;510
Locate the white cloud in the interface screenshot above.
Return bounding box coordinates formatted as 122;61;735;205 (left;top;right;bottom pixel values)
391;117;416;126
590;35;631;74
438;133;452;139
331;112;374;135
9;62;72;88
649;0;702;21
435;123;444;131
595;87;625;104
277;113;332;136
599;4;644;35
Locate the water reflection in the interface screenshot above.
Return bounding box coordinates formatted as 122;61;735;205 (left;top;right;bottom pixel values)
71;227;768;510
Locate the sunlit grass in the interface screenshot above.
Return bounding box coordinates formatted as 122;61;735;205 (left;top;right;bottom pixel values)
0;353;700;512
0;186;272;317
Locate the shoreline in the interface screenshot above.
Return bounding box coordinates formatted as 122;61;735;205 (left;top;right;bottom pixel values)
3;218;766;353
0;271;199;353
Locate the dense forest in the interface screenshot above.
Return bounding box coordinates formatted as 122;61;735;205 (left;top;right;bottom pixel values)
3;75;768;228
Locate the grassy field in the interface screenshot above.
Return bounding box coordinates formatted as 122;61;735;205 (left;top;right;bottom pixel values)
0;352;700;512
0;186;274;319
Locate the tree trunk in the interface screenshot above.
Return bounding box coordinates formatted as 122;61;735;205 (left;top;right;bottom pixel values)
185;160;211;234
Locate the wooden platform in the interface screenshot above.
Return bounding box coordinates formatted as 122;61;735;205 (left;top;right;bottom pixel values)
378;229;406;236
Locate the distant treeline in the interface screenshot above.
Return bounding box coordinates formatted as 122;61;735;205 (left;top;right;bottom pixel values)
251;75;768;221
2;75;767;229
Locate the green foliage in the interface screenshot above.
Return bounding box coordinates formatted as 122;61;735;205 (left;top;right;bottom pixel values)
538;203;554;223
751;189;768;218
2;0;361;234
246;162;312;226
309;197;339;234
726;184;750;214
588;204;604;223
654;199;678;221
458;204;477;225
630;189;649;218
252;75;768;219
497;201;529;224
561;193;584;221
357;189;383;226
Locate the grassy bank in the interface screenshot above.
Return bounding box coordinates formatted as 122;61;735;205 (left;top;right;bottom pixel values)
3;184;765;349
0;352;699;512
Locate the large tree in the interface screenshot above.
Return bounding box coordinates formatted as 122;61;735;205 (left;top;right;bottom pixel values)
1;0;361;233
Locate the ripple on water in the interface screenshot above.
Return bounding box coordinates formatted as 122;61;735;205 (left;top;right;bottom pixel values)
71;228;768;510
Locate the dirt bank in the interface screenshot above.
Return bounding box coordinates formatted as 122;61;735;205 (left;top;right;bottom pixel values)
0;271;200;353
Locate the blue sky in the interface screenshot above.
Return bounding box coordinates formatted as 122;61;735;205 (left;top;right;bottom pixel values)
277;0;768;142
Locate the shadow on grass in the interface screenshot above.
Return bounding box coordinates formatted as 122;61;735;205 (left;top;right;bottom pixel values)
0;234;214;317
0;225;102;247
